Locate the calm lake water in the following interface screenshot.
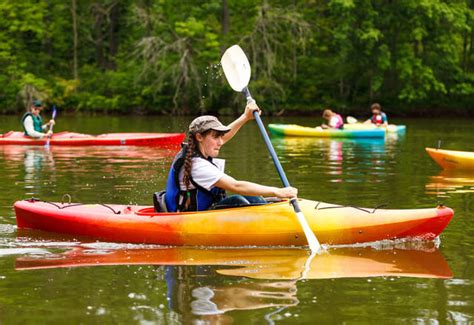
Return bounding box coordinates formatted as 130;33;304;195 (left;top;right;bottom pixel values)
0;115;473;323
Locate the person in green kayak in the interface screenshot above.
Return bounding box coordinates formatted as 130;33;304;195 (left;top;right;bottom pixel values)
160;102;297;212
321;109;344;129
21;100;55;138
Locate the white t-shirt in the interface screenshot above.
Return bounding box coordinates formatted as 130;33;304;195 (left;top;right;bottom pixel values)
179;157;226;191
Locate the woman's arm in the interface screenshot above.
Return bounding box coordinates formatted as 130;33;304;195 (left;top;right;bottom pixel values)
222;102;260;144
215;174;297;198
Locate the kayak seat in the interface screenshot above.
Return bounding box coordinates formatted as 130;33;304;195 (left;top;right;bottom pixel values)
153;191;168;213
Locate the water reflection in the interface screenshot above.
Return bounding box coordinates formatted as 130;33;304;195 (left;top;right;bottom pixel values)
1;144;177;164
0;146;56;195
0;145;176;199
271;137;398;183
13;245;452;321
167;267;298;319
426;170;474;197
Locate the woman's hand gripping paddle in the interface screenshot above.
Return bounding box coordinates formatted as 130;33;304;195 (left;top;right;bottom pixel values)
220;45;321;254
45;106;57;149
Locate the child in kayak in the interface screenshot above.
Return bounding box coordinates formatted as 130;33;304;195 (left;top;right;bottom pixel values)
321;109;344;129
21;100;55;138
160;102;297;212
365;103;388;127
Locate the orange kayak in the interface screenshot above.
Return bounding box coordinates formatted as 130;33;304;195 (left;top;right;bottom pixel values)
0;131;185;147
426;147;474;170
14;198;453;246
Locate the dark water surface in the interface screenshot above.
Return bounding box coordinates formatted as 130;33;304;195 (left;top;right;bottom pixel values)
0;115;473;323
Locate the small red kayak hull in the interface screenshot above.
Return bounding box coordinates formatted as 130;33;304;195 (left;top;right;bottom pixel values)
0;131;185;147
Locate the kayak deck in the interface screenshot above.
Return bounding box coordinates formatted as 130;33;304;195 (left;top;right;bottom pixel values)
0;131;185;147
14;198;453;246
268;124;386;138
343;124;406;133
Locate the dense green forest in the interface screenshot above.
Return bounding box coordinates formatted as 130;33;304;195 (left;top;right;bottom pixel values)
0;0;473;116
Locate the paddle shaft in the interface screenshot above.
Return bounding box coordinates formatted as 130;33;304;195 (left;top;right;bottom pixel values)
243;87;321;251
45;106;56;147
243;90;291;186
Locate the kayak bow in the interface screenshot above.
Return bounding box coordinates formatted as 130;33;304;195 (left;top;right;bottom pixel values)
426;147;474;170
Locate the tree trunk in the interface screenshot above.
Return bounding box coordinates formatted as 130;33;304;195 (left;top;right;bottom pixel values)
221;0;229;53
368;71;373;103
44;0;53;70
107;2;119;70
72;0;78;79
339;77;344;98
95;15;104;69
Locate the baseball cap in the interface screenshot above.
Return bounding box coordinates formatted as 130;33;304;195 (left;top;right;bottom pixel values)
33;100;43;108
189;116;231;134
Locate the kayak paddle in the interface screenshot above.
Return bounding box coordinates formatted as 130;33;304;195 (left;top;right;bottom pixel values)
220;45;321;253
346;116;358;124
45;106;57;148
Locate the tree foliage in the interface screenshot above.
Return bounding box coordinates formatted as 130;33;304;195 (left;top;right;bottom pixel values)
0;0;472;115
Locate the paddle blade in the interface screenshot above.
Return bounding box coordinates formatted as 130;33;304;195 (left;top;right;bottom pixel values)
52;106;57;120
346;116;358;124
295;211;321;252
220;45;251;92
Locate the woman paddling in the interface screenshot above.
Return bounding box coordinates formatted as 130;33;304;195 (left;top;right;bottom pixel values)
160;103;297;212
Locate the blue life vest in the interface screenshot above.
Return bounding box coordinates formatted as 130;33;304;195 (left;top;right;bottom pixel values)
165;145;226;212
21;112;43;135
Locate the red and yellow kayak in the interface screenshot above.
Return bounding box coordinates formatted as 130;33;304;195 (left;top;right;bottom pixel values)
15;246;452;279
426;147;474;170
0;131;185;147
14;198;453;246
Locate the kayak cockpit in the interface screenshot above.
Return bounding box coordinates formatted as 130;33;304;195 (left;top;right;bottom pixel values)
138;197;286;216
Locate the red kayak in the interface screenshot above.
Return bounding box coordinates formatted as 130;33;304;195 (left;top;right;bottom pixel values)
0;131;185;147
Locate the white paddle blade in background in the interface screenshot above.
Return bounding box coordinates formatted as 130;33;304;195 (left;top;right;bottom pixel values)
346;116;358;124
220;45;251;92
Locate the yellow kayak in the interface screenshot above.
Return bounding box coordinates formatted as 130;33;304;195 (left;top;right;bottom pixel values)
268;124;386;138
426;148;474;170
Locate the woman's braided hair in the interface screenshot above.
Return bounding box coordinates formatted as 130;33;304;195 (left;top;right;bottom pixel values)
182;131;197;190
